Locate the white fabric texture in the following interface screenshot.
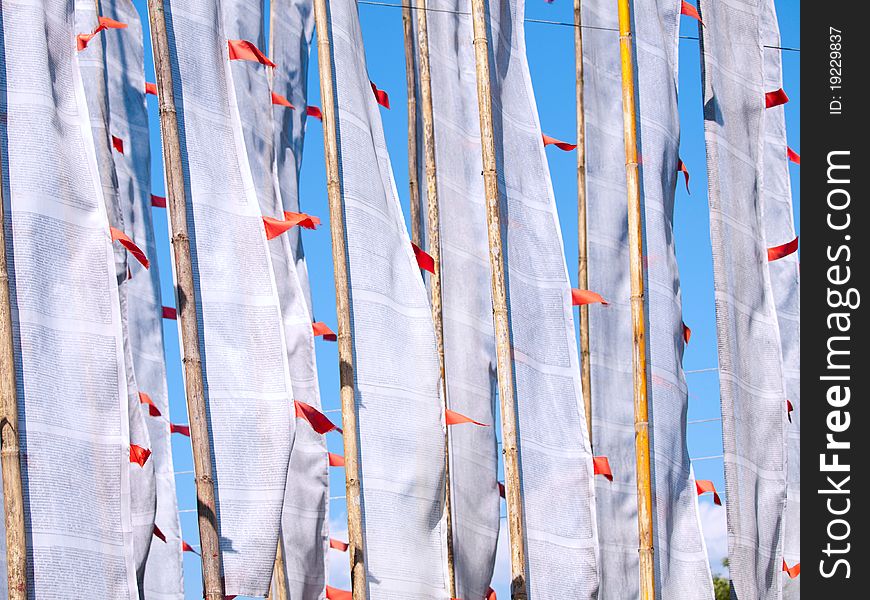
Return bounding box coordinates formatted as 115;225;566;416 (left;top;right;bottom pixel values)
1;0;139;596
103;0;186;596
698;1;788;598
759;0;800;595
269;1;331;598
327;0;451;596
582;0;713;597
486;0;599;596
412;2;500;599
163;0;297;594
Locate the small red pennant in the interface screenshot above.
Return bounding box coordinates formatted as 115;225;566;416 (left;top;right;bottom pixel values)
263;216;296;240
787;147;800;165
170;423;191;437
271;91;295;109
153;525;167;542
227;39;276;67
677;158;691;193
445;409;487;427
306;105;323;121
487;588;497;600
593;456;612;481
112;135;124;154
130;444;152;467
328;452;345;467
767;236;798;261
571;289;608;306
542;133;577;151
145;82;158;96
695;479;722;505
782;559;800;579
312;322;337;342
680;1;703;25
150;194;167;208
370;82;391;109
411;242;435;274
284;211;321;230
162;306;177;320
765;88;789;108
682;322;691;344
329;538;349;552
77;16;127;51
181;540;199;555
138;391;162;417
263;212;321;240
498;481;505;498
326;587;352;600
110;227;150;269
786;399;794;423
295;400;342;434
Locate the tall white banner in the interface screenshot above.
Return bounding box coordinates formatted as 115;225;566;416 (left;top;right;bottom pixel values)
1;0;139;595
582;0;713;597
412;2;500;599
327;0;451;596
698;0;788;597
103;0;186;596
162;0;297;594
760;0;800;595
487;0;599;596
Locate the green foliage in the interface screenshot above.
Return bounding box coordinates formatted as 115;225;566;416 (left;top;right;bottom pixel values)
712;558;730;600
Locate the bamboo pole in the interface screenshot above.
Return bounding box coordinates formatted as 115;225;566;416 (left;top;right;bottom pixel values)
402;4;423;247
310;1;367;598
268;537;289;600
615;1;656;598
0;157;28;600
414;1;457;597
468;1;528;598
573;0;593;446
145;3;225;599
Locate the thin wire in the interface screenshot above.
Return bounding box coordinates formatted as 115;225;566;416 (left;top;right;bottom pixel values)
691;454;724;462
685;367;718;374
356;1;800;52
688;417;721;425
174;470;194;476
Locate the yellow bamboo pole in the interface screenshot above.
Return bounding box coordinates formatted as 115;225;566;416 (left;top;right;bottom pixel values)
0;154;28;600
414;1;457;596
574;0;592;445
145;2;225;599
402;4;423;247
468;1;528;598
311;1;367;598
616;0;655;598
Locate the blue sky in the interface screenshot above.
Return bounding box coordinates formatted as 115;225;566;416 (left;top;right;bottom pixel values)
130;0;800;596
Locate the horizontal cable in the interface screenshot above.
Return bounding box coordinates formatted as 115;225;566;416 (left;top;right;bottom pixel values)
687;417;721;425
174;470;194;476
691;454;724;462
357;1;800;52
685;367;718;374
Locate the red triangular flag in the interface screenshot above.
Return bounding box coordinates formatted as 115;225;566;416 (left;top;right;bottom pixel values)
787;147;800;165
145;82;158;96
782;559;800;579
445;409;487;427
695;479;722;505
227;39;276;67
295;400;342;434
284;211;321;230
680;1;703;25
110;227;150;269
326;587;352;600
153;525;167;542
328;452;345;467
162;306;177;320
271;91;295;109
677;158;691;193
170;423;191;437
312;322;337;342
130;444;152;467
765;88;789;108
112;135;124;154
306;105;323;121
329;538;349;552
181;540;199;555
571;288;608;306
593;456;613;481
786;399;794;423
263;216;296;240
542;133;577;151
682;322;691;344
486;588;497;600
411;243;435;274
138;391;162;418
151;194;167;207
498;481;506;498
76;32;97;51
77;16;127;51
767;236;798;261
370;81;391;109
